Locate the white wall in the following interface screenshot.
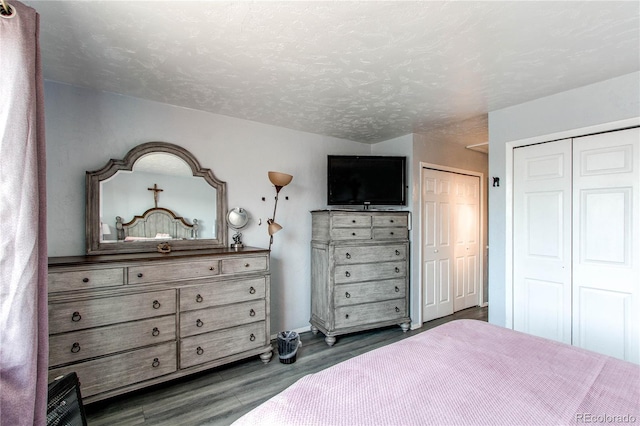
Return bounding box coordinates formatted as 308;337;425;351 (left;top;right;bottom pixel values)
488;71;640;327
44;81;370;334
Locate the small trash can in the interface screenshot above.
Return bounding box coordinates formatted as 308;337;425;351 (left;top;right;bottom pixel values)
277;331;300;364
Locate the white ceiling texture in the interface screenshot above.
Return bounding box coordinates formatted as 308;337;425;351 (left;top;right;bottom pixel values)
23;1;640;143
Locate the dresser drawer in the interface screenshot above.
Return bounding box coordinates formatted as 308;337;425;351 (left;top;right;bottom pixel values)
48;341;177;398
180;300;265;337
372;214;408;228
334;245;406;265
49;289;176;333
372;227;408;240
180;278;265;311
334;279;406;307
334;261;406;284
49;315;176;367
335;299;407;329
180;322;266;369
128;259;220;284
332;214;371;228
330;227;372;240
220;256;268;274
49;268;124;293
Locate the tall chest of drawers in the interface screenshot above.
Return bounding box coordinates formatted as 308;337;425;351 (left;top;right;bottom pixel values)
48;248;271;403
310;210;411;346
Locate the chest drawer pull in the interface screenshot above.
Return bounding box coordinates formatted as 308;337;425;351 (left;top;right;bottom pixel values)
137;273;143;278
395;267;400;273
249;334;256;341
390;219;394;223
345;314;349;319
196;319;204;327
345;292;351;298
71;312;82;322
249;286;256;294
195;294;203;303
345;253;351;259
395;286;400;292
70;342;81;353
82;277;89;283
249;309;256;317
209;267;215;271
395;250;400;256
152;327;160;336
395;307;400;313
152;300;161;309
390;231;394;235
196;347;204;355
345;271;351;277
351;232;356;236
245;263;250;268
152;358;160;367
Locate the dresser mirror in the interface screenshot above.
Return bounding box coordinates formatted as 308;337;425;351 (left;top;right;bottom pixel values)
86;142;228;254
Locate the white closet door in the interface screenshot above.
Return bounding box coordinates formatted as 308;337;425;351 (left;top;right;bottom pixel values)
513;140;572;344
572;127;639;363
453;174;480;312
422;169;454;322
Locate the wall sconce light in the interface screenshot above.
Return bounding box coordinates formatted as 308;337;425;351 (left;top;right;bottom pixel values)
267;171;293;250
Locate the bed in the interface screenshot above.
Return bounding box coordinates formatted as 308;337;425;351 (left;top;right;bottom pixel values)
233;320;639;425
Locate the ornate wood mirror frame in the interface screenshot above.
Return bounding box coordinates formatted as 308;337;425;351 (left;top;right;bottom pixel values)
86;142;227;255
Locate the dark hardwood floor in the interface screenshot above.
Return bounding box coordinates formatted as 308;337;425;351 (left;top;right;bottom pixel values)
84;306;488;425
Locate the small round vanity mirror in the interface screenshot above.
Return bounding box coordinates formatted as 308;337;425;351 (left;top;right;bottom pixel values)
227;207;250;249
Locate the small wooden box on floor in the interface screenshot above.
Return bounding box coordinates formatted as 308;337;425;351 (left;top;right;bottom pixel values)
310;210;411;346
48;248;272;404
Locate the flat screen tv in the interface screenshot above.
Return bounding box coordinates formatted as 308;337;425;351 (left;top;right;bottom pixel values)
327;155;407;206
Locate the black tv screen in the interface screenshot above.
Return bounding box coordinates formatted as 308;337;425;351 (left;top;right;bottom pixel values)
327;155;407;206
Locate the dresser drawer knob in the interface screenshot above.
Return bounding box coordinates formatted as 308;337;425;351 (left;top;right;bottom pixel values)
352;219;356;223
345;314;349;319
351;232;356;236
395;267;400;273
196;319;204;327
82;277;89;283
137;273;143;278
249;286;256;294
345;292;351;298
245;263;250;268
152;327;160;336
249;309;256;317
395;307;400;313
70;342;81;353
195;294;203;303
152;300;161;309
395;250;400;256
345;271;351;277
152;358;160;367
390;231;394;235
196;347;204;356
71;312;82;322
249;334;256;342
209;266;215;271
390;219;394;223
395;286;400;293
345;252;351;259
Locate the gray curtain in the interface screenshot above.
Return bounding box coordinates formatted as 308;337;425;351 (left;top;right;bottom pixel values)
0;1;48;425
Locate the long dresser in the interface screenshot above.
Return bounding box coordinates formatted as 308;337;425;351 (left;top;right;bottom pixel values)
48;247;271;403
310;210;411;346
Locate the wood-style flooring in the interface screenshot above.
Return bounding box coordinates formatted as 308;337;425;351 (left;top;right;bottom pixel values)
85;306;488;425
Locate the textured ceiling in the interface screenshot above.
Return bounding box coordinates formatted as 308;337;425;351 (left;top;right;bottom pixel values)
22;1;640;143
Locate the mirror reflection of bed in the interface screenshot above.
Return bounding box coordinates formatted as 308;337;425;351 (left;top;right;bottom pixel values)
116;206;198;242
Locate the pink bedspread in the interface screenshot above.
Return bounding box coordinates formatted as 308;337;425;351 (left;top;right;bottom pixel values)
233;320;639;425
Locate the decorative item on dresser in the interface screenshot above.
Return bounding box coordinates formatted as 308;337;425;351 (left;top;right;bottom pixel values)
48;142;272;404
310;210;411;346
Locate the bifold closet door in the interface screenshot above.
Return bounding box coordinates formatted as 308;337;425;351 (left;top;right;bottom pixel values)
513;140;572;344
572;127;639;363
422;168;481;322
